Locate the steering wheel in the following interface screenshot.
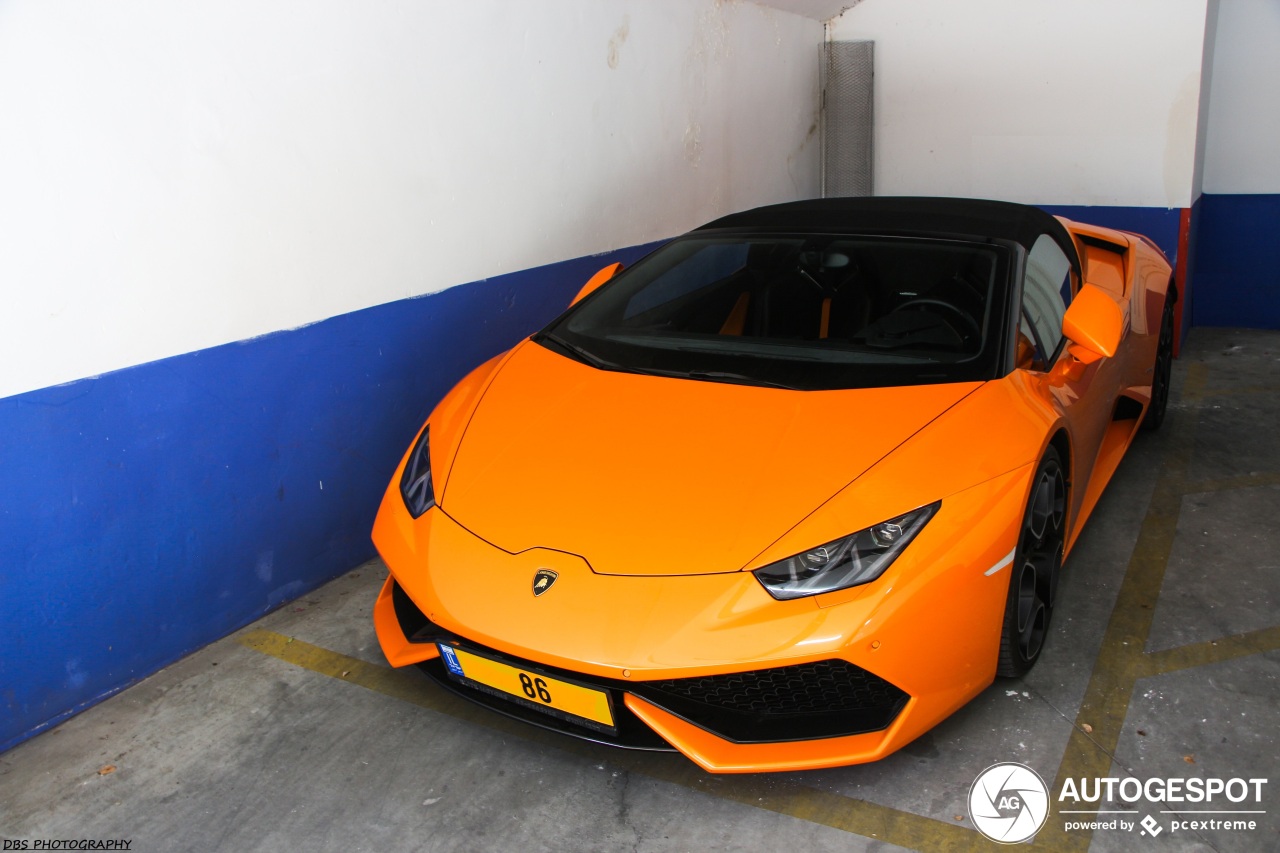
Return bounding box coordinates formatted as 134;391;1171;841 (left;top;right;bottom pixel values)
889;298;981;339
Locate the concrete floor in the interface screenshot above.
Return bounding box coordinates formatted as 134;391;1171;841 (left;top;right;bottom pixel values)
2;328;1278;853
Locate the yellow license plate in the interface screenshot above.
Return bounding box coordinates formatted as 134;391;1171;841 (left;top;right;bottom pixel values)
438;644;615;730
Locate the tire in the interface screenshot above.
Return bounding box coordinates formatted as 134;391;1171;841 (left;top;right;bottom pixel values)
997;446;1066;678
1142;293;1175;431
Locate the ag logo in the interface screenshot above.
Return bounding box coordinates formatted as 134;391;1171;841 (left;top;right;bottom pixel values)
968;762;1049;844
532;569;558;596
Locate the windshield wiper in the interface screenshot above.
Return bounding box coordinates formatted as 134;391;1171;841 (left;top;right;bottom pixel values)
535;332;630;371
637;367;797;390
684;370;797;390
536;334;797;390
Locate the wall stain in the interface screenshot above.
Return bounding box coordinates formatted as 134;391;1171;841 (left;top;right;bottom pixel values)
786;117;821;193
607;17;630;70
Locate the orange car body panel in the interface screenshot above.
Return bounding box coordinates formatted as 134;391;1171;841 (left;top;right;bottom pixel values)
371;213;1172;772
441;340;983;577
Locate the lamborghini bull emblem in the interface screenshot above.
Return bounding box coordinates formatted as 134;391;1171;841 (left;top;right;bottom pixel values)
532;569;558;597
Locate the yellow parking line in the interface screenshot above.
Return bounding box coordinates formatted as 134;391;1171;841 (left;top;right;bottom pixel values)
1194;384;1280;397
238;630;452;709
237;629;981;851
238;630;641;759
622;752;981;851
1184;471;1280;494
1141;625;1280;677
1182;361;1210;404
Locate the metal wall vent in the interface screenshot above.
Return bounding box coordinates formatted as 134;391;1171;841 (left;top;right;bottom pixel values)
822;40;874;197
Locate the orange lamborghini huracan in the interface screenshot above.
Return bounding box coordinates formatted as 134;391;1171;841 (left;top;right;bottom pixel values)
370;198;1175;772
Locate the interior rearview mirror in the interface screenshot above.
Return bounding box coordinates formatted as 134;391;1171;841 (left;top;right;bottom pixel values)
570;263;623;307
1061;283;1123;364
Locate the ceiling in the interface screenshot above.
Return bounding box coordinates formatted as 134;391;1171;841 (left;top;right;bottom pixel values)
751;0;860;23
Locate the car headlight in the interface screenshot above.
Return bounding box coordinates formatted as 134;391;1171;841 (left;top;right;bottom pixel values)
752;502;940;600
399;426;436;518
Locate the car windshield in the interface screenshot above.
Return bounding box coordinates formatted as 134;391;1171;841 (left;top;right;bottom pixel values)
538;232;1012;391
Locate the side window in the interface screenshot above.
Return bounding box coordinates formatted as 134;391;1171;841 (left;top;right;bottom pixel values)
1020;234;1073;368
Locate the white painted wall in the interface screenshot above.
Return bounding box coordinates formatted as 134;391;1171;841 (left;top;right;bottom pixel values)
0;1;822;400
1202;0;1280;194
829;0;1211;208
1188;0;1219;203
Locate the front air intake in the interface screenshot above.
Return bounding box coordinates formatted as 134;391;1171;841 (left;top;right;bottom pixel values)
635;659;908;743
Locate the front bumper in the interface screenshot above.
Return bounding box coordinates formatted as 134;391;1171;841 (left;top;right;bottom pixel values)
371;465;1029;773
379;576;909;749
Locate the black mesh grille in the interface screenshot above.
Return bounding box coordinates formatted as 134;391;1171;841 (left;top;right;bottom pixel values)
634;659;908;743
645;659;904;716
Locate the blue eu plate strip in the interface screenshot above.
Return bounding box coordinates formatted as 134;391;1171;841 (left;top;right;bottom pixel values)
438;644;464;676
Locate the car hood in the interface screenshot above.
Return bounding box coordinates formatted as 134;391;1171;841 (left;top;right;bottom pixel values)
440;341;981;576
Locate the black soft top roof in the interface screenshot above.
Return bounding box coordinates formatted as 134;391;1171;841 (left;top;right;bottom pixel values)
697;196;1078;268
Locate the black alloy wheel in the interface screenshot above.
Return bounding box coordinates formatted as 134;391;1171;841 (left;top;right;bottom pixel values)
997;447;1067;677
1143;293;1176;431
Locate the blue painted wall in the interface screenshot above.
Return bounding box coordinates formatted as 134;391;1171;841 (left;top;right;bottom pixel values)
1035;204;1184;262
1191;193;1280;329
0;241;663;752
